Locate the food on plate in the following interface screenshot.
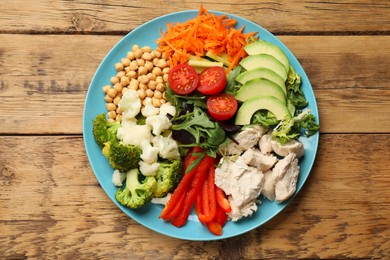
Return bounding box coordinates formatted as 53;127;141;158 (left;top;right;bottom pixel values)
91;6;319;236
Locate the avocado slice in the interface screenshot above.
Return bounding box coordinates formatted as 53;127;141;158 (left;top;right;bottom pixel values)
244;40;290;72
239;54;288;81
235;96;291;125
235;78;286;104
235;67;287;95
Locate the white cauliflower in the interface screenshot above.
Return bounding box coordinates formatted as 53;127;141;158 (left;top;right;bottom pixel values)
139;139;159;164
139;160;160;176
141;97;160;117
119;124;153;147
152;135;180;160
159;103;176;117
146;114;172;136
112;169;126;187
118;89;141;119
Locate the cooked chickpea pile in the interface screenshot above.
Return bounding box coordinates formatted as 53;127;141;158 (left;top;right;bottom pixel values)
102;44;170;121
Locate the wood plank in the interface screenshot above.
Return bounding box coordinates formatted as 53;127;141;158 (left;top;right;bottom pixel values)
1;0;390;34
0;134;389;259
1;35;390;134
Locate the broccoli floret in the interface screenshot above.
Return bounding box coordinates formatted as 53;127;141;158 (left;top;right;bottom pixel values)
152;159;183;198
93;113;120;149
102;139;142;173
116;168;157;209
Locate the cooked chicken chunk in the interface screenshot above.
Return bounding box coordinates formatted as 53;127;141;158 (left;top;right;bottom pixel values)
271;139;304;158
240;148;278;172
272;153;300;203
228;198;258;222
261;170;276;201
220;126;267;155
259;133;273;154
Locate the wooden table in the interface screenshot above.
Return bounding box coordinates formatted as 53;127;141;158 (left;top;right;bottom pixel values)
1;1;389;259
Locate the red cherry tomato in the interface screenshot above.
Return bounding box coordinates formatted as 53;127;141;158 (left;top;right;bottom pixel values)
197;67;227;95
168;64;199;95
206;94;238;121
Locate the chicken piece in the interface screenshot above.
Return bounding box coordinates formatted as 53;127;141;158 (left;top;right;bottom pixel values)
240;148;278;172
271;139;304;158
228;198;258;222
220;126;267;155
214;158;235;195
261;170;276;201
272;153;300;203
259;133;273;155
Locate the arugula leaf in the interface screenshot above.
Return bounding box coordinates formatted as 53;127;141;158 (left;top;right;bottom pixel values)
224;65;243;95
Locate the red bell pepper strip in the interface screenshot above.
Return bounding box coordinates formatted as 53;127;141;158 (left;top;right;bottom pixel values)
170;155;215;227
159;148;203;220
206;221;223;236
198;165;217;223
215;186;232;213
215;203;228;227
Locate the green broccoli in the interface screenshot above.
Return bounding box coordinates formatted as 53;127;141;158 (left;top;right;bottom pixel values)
93;113;120;149
116;168;157;209
153;159;183;198
102;139;142;173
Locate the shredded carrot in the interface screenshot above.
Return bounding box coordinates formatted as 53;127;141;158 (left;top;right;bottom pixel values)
156;5;257;72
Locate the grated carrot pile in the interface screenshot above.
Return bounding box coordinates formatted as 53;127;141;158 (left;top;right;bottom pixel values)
156;5;257;73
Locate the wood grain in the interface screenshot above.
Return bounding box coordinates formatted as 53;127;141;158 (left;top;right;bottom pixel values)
0;135;389;259
0;0;389;34
1;35;389;134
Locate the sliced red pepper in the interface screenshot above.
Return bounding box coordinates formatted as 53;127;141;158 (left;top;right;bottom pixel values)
215;186;232;213
198;165;217;223
206;221;223;236
215;204;228;227
183;146;204;170
170;155;215;227
160;148;203;221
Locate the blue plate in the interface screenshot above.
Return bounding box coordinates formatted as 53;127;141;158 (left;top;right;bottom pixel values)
83;10;319;241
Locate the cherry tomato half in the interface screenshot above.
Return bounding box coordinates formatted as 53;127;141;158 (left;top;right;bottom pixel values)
197;67;227;95
168;64;199;95
206;94;238;121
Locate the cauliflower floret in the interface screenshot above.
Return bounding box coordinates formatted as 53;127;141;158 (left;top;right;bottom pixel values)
159;103;176;117
141;97;160;117
112;169;127;187
119;89;141;119
151;193;172;205
119;124;153;147
146;114;172;136
153;135;180;160
139;160;160;176
139;139;159;164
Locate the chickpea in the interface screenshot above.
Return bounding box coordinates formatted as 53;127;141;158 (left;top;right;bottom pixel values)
161;52;168;60
162;67;170;75
122;87;129;94
104;94;113;103
114;83;123;93
139;75;150;84
145;88;154;98
138;66;148;76
156;82;165;92
120;76;130;87
115;62;124;71
154;90;162;99
121;58;130;67
152;57;159;66
142;52;153;61
107;88;117;98
129;60;138;71
136;58;145;67
148;80;157;90
141;46;152;53
160;98;166;104
137;89;146;99
134;49;143;59
117;71;125;78
126;70;137;79
139;83;148;91
129;81;139;90
157;59;167;68
106;102;117;111
163;73;169;83
110;76;119;85
147;72;156;81
156;76;163;84
113;95;121;105
107;118;115;124
116;114;122;122
116;106;123;115
132;44;139;52
152;67;163;76
145;61;154;72
152;97;161;107
127;51;135;60
102;85;111;93
154;50;162;58
108;111;116;119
